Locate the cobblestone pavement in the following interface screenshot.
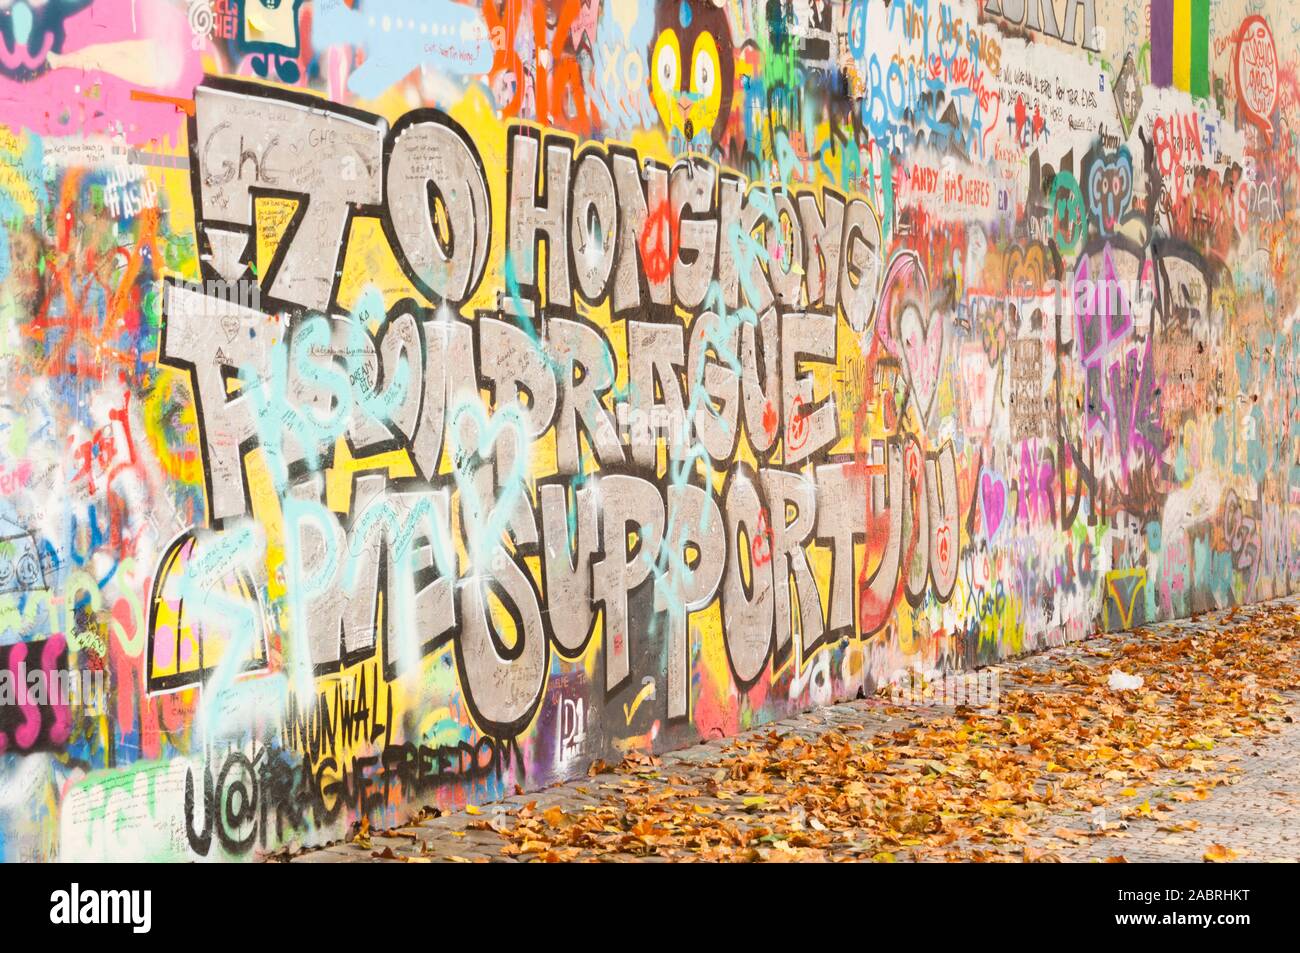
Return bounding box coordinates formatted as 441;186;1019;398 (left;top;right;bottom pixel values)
287;600;1300;864
1016;702;1300;863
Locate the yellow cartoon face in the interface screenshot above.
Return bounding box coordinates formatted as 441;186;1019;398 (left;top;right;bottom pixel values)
650;28;684;132
649;1;733;145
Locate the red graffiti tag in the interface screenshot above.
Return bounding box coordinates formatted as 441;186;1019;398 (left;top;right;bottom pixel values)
752;508;773;568
639;200;678;285
787;394;809;453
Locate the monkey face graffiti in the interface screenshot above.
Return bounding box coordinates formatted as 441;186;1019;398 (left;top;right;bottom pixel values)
650;0;734;148
1087;149;1133;237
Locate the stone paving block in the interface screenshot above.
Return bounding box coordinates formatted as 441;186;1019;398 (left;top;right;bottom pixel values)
288;848;357;864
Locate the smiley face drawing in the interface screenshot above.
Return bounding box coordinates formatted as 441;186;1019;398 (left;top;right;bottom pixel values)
650;0;734;149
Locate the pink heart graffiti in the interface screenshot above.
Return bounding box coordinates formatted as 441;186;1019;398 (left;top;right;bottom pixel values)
980;469;1007;540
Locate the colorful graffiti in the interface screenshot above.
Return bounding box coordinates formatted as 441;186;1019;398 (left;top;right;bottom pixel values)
0;0;1298;861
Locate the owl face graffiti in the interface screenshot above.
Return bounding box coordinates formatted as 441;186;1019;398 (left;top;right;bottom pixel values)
650;0;734;147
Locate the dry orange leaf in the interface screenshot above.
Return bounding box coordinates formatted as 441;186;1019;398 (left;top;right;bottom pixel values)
1203;844;1240;863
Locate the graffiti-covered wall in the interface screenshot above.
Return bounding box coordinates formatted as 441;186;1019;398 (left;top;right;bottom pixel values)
0;0;1296;861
